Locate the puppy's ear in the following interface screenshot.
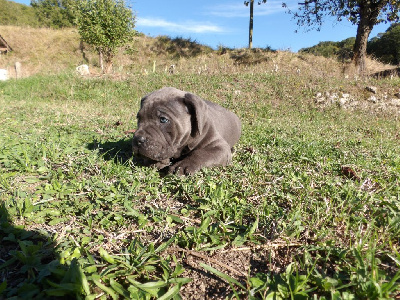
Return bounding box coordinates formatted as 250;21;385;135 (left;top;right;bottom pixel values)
140;96;147;108
183;93;207;137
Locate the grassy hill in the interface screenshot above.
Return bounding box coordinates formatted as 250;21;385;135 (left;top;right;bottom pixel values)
0;25;395;78
1;26;400;299
0;0;39;27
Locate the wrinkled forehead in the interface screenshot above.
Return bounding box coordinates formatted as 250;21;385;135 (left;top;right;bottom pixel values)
141;87;186;107
139;88;187;115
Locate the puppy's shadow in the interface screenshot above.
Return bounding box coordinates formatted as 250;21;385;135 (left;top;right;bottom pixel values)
87;138;138;164
87;138;170;174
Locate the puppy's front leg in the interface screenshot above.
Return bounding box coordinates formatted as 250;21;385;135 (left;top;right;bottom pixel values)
168;143;232;175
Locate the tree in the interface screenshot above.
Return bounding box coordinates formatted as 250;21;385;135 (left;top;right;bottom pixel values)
76;0;135;73
31;0;76;28
244;0;267;49
368;23;400;65
284;0;400;74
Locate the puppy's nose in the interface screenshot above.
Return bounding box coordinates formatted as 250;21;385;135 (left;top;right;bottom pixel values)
135;135;146;145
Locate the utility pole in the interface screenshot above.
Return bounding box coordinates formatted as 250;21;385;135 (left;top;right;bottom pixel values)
249;0;254;49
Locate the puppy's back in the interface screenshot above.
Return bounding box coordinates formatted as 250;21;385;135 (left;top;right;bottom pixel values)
205;100;241;148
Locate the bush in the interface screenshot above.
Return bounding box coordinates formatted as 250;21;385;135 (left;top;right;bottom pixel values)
368;23;400;65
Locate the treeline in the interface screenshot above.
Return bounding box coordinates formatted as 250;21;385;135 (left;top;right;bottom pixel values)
1;0;76;28
0;0;40;27
300;23;400;65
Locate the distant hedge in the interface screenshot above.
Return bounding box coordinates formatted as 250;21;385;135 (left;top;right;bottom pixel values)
299;37;355;61
299;24;400;65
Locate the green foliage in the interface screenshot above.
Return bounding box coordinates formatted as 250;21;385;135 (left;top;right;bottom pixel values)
284;0;400;72
0;0;77;28
203;259;314;299
300;37;355;61
76;0;135;72
368;23;400;65
285;0;400;30
0;0;40;27
77;0;135;49
302;23;400;66
152;36;213;59
31;0;76;28
204;245;400;299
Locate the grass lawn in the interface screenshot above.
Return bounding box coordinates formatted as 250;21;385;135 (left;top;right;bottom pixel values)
1;71;399;299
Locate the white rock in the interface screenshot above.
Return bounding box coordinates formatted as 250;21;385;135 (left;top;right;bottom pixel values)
341;93;350;99
76;64;90;76
366;86;377;94
339;98;347;106
328;93;339;103
0;69;8;81
368;96;377;103
389;98;400;107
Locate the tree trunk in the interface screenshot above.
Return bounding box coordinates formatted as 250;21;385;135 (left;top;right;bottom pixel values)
104;59;113;74
352;1;386;75
104;48;114;74
98;48;104;73
249;0;254;49
80;40;88;63
353;22;372;75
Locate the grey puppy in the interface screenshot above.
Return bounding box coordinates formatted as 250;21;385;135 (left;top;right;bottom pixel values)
132;87;241;175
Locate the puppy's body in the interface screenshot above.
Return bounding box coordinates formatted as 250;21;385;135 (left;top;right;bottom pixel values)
132;87;241;175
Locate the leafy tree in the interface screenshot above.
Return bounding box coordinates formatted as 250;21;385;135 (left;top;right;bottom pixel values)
76;0;136;73
284;0;400;74
31;0;76;28
244;0;267;49
368;23;400;65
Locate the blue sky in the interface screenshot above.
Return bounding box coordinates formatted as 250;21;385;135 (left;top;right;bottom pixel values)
13;0;393;52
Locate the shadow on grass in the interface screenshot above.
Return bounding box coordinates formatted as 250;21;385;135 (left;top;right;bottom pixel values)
87;138;172;175
0;204;85;299
87;138;135;165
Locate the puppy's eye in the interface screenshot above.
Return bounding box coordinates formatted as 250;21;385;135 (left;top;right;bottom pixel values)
160;117;169;124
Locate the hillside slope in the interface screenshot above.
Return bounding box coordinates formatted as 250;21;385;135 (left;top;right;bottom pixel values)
1;25;395;79
0;26;82;76
0;0;39;27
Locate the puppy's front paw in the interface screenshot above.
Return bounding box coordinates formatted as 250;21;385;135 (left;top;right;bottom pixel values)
154;159;171;170
168;161;199;176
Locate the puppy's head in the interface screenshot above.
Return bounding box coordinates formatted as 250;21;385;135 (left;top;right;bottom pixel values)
132;87;207;163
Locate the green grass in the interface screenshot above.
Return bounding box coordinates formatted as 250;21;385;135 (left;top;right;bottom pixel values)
1;72;399;299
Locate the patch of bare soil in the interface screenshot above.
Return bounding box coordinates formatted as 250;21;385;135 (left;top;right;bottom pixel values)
168;243;299;299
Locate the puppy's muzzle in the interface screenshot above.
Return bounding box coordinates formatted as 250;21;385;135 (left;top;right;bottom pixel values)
133;135;146;146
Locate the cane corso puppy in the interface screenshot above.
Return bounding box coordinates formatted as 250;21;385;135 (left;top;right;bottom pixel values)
132;87;241;175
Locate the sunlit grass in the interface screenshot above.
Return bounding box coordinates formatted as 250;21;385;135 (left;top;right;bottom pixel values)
0;71;399;298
